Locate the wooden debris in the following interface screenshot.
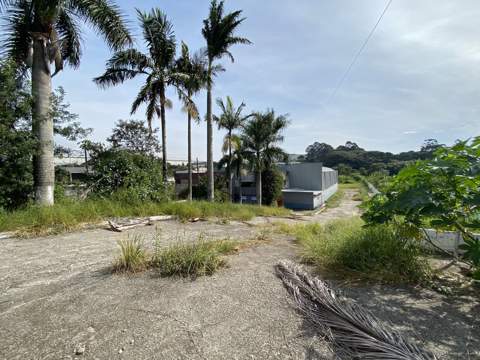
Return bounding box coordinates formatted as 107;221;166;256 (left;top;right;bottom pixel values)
107;215;175;232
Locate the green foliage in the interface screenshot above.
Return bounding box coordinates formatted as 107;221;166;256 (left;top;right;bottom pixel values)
89;149;169;202
363;137;480;269
261;167;284;205
305;139;439;176
366;171;390;193
0;59;35;209
113;236;148;273
152;237;236;278
279;218;431;284
187;175;229;202
107;119;161;155
325;188;345;209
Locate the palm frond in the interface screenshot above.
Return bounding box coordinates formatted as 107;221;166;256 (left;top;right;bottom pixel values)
2;0;32;62
70;0;132;50
275;261;437;360
56;8;82;68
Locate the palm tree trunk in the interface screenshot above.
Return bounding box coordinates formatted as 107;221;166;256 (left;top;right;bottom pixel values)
206;64;214;201
32;36;54;206
227;130;232;202
256;169;262;205
238;172;243;204
187;107;192;201
159;86;168;184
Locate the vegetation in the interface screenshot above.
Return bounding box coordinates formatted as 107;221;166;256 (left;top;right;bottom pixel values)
202;0;251;201
0;199;289;236
279;218;431;284
107;119;161;156
94;8;182;183
363;137;480;278
303;139;443;176
174;42;207;201
325;188;345;209
88;149;168;202
113;236;148;273
152;237;237;278
2;0;131;205
261;167;284;206
0;60;91;209
214;96;250;201
242;110;289;205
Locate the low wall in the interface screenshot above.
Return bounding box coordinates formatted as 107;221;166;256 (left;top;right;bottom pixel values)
421;229;479;255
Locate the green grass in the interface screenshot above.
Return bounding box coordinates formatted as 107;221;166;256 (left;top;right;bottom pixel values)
152;237;238;278
0;198;290;236
340;182;369;202
278;217;431;284
325;188;345;208
112;235;148;273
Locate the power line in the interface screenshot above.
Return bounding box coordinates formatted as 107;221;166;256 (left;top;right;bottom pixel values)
324;0;393;107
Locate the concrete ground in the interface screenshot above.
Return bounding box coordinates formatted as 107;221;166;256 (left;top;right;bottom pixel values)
0;190;478;359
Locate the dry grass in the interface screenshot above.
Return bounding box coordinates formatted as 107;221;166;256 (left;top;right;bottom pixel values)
112;236;148;273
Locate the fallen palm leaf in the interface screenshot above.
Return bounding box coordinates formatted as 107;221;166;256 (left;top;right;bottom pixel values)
275;260;437;360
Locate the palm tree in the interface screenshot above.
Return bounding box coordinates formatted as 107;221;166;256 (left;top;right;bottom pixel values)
242;110;289;205
214;96;250;201
175;42;207;201
2;0;132;205
94;8;180;184
202;0;251;201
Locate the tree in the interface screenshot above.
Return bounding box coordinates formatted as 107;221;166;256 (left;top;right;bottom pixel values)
305;142;333;162
95;8;181;184
336;141;363;151
214;96;250;201
107;119;161;156
420;138;443;153
175;42;207;201
242;110;288;205
2;0;132;205
202;0;251;201
0;59;35;209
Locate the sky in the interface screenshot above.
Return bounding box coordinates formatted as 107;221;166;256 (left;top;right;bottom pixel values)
54;0;480;160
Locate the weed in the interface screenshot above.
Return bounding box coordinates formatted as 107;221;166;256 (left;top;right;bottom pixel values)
112;235;148;273
279;217;431;284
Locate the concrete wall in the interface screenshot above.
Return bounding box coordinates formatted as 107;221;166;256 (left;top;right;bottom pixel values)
282;190;322;210
421;229;479;255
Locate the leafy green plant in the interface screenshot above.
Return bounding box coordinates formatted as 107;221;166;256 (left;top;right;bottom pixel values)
261;167;284;206
363;137;480;272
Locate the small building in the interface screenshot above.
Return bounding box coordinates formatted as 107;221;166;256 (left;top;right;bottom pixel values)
279;163;338;210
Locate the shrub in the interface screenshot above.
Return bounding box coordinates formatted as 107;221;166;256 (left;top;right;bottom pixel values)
89;149;169;202
113;236;148;273
280;218;431;284
152;237;237;278
261;167;284;206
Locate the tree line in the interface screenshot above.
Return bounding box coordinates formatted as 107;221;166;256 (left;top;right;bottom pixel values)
301;139;443;175
0;1;289;208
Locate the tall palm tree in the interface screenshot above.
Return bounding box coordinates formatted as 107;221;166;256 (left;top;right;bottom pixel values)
202;0;251;201
175;42;207;201
242;110;289;205
214;96;250;201
94;8;180;183
2;0;132;205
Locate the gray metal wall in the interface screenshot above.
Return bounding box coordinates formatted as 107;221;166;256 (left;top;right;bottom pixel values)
281;162;323;190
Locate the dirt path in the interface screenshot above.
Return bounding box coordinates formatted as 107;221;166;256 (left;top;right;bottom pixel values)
0;190;478;359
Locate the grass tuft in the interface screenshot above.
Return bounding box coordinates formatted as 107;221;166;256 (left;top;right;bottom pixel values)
152;237;237;278
112;236;148;273
279;217;431;284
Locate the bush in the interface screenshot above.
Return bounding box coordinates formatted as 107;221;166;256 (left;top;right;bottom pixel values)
113;236;148;273
89;149;169;202
261;167;284;206
152;237;237;278
280;217;431;284
184;175;229;202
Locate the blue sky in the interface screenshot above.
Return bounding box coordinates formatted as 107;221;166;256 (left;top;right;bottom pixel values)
54;0;480;160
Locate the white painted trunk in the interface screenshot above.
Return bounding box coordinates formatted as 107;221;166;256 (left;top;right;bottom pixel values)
32;37;54;206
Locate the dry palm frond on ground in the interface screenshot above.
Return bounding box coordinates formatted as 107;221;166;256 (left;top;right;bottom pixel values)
275;260;437;360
